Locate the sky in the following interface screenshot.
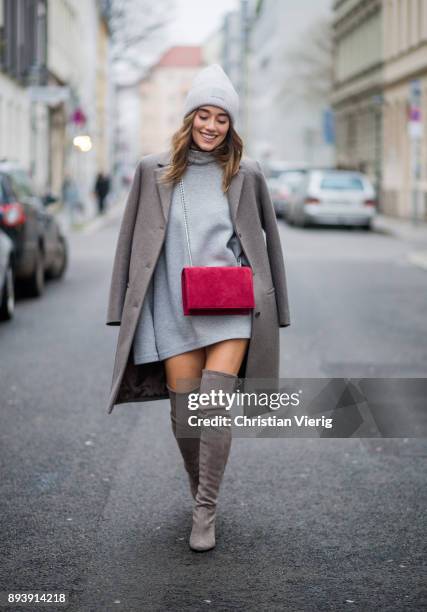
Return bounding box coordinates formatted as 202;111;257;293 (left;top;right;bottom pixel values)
114;0;239;83
168;0;239;45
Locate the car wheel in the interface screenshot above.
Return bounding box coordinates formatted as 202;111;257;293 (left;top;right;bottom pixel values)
0;260;15;321
46;236;68;280
362;221;371;231
25;246;45;297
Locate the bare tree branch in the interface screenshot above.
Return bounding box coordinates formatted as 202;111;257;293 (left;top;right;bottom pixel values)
276;16;334;107
106;0;174;76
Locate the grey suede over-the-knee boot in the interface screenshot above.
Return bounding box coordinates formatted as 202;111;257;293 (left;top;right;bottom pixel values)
167;383;201;500
189;368;238;552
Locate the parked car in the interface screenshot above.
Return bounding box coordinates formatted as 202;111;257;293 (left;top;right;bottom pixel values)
0;161;68;297
266;177;292;218
262;159;309;179
286;169;377;229
271;169;309;218
0;228;15;321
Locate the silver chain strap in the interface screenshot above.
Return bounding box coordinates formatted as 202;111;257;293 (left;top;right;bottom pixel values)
179;178;193;266
178;177;242;268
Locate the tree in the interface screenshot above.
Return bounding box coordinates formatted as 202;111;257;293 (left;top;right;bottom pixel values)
104;0;174;81
276;15;334;109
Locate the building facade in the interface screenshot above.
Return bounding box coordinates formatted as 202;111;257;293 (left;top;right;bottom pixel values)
332;0;427;220
0;0;113;218
220;0;257;142
382;0;427;219
0;0;49;190
247;0;334;166
139;46;203;156
332;0;384;205
48;0;112;218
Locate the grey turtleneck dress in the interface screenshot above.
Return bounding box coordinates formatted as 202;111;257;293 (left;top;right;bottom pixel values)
132;146;253;365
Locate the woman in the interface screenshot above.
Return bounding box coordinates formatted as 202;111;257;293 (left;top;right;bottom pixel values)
106;64;291;552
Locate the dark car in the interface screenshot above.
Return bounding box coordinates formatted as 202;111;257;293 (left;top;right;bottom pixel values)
0;228;15;321
0;161;68;297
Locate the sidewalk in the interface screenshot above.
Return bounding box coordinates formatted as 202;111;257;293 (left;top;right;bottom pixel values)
372;212;427;243
372;213;427;271
56;200;124;236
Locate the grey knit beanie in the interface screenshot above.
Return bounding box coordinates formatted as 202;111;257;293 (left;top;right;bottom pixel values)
183;63;239;125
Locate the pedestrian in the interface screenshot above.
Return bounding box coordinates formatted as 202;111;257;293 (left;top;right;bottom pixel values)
62;173;82;226
106;63;291;552
94;171;110;215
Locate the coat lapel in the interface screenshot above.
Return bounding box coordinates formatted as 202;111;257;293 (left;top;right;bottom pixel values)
153;150;246;227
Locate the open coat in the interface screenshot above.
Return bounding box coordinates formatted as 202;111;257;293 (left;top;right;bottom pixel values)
105;150;291;414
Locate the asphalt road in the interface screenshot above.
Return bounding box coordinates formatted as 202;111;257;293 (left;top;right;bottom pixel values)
0;214;426;612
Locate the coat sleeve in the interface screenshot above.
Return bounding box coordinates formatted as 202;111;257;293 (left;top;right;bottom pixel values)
256;161;291;328
106;161;143;326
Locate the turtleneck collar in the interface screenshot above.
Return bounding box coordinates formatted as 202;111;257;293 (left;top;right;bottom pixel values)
187;145;217;165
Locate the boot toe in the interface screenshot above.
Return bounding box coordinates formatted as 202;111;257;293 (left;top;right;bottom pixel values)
189;507;216;551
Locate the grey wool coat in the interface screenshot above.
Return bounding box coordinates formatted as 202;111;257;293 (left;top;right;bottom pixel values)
105;150;291;415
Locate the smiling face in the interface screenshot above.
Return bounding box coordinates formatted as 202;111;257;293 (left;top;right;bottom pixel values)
191;105;230;151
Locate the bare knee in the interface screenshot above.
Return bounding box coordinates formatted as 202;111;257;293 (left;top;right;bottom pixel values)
205;338;249;376
165;347;205;392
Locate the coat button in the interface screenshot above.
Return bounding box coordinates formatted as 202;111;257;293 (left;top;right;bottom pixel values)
145;262;151;268
255;311;260;317
159;224;164;230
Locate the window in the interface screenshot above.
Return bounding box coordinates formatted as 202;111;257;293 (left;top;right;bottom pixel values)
320;173;364;191
8;169;34;199
0;173;15;203
0;175;7;203
419;0;425;42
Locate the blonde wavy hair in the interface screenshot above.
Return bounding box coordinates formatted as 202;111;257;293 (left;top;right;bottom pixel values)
158;109;243;193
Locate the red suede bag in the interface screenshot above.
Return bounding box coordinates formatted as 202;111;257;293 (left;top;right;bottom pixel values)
179;178;255;316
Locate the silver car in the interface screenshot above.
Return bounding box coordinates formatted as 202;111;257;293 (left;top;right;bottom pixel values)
267;169;309;218
287;169;377;229
266;177;292;218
